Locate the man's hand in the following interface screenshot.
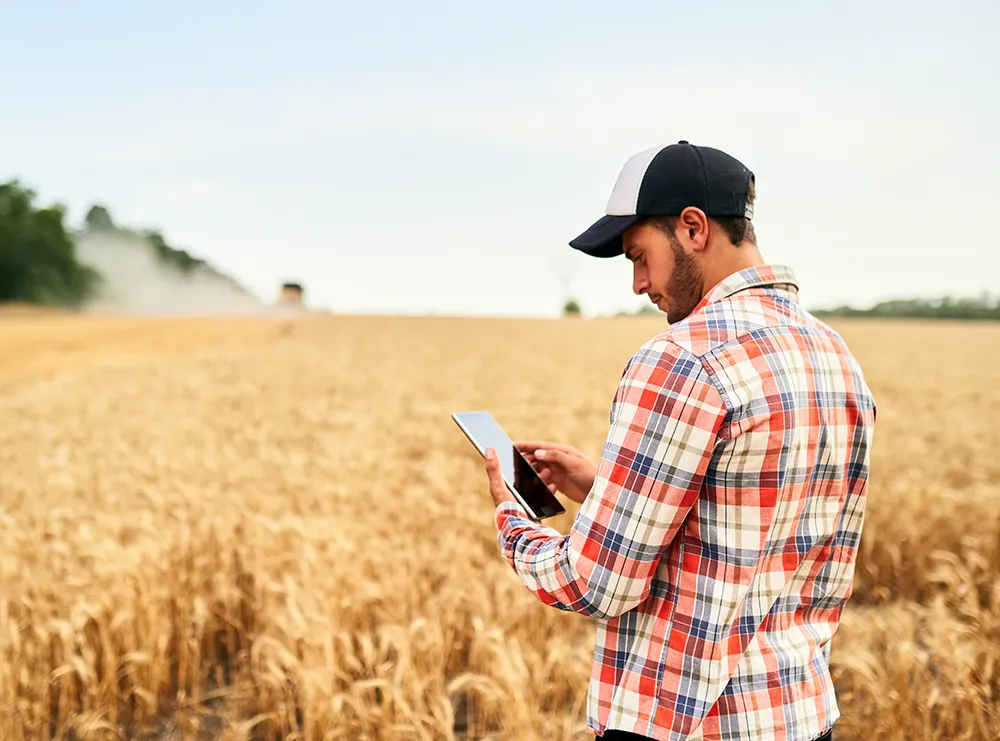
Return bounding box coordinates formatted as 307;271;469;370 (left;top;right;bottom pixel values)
484;448;518;509
515;441;597;504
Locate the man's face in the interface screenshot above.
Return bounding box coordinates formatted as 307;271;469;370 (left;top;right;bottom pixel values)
622;221;705;324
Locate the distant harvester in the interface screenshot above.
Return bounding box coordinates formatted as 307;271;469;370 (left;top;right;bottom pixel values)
278;282;304;307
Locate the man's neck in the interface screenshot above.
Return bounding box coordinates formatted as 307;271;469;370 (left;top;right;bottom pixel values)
702;243;767;294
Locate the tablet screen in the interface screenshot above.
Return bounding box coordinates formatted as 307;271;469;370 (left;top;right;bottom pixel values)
453;411;566;519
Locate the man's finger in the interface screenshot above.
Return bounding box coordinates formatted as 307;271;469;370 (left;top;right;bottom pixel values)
534;448;565;463
523;455;553;475
485;447;500;477
485;448;504;487
515;441;577;455
485;448;516;506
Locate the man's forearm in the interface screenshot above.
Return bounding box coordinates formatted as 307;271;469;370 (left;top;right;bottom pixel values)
493;340;726;622
494;502;602;615
495;500;664;620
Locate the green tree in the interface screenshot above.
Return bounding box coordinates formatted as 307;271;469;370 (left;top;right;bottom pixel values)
563;298;582;316
142;229;204;275
0;180;101;307
84;204;116;231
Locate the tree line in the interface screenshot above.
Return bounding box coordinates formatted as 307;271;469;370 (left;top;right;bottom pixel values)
0;179;220;308
813;294;1000;321
3;174;996;319
0;180;101;307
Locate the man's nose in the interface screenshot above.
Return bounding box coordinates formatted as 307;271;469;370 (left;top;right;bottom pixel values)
633;270;648;296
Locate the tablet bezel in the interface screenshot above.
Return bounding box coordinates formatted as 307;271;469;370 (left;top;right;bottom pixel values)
452;411;567;521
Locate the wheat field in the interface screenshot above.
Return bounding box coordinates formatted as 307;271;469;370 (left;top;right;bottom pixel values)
1;312;998;741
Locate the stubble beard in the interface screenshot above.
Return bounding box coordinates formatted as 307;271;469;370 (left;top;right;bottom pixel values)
664;234;705;324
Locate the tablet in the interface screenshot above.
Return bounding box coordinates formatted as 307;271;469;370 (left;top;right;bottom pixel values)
452;411;567;521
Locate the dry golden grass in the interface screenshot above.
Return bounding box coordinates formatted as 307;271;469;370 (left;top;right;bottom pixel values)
1;313;998;740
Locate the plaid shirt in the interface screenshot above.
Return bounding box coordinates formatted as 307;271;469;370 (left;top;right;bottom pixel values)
495;265;876;740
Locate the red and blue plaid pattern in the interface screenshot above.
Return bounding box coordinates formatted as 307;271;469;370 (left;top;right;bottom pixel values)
495;265;876;740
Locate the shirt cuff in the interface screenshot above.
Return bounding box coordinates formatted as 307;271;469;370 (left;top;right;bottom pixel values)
494;499;528;528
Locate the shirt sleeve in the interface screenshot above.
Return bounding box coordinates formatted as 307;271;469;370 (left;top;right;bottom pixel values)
494;339;728;620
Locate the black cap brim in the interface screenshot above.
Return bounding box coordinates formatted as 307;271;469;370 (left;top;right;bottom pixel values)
569;214;641;258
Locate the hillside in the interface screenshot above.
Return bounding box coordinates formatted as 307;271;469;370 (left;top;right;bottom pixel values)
0;179;266;316
74;222;264;316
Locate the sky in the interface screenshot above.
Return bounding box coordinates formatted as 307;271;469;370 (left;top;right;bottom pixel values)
1;0;998;317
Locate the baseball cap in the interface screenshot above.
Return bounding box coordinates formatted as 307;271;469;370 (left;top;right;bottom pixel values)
569;140;755;258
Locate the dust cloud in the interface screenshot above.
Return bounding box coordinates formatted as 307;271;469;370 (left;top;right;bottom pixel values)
74;230;270;316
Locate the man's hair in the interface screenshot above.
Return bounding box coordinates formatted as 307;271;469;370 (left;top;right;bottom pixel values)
647;178;756;246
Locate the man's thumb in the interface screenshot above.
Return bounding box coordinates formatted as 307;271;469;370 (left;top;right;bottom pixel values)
536;449;561;461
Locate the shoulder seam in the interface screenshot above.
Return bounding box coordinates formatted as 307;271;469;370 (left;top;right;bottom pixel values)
654;337;733;421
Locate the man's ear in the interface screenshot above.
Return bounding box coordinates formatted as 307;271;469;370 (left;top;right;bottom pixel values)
678;207;709;252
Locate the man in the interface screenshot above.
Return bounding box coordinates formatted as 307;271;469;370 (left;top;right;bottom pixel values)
482;141;876;740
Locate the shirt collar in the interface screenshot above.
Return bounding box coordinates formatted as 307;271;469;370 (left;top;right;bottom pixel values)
694;264;800;312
